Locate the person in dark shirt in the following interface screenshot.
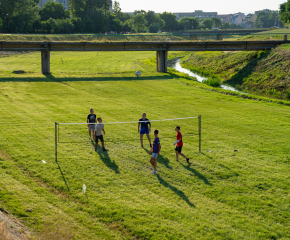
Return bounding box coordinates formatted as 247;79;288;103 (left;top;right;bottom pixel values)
138;112;152;148
87;108;96;140
148;129;161;174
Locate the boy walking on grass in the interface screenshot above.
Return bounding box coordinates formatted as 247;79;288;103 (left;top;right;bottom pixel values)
173;126;189;163
148;129;161;174
87;108;96;140
94;117;108;152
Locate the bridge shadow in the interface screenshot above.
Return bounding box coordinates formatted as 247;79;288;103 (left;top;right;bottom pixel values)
180;162;212;186
157;175;195;207
0;74;173;82
225;50;271;88
91;140;120;174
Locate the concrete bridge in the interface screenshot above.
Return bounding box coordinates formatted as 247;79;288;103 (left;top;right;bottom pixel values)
1;39;289;74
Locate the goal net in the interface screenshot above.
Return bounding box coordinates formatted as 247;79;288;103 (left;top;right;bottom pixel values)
54;116;201;162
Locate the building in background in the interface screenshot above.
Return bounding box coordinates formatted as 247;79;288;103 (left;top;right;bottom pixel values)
241;14;257;28
229;13;245;25
55;0;69;10
174;10;218;21
217;14;233;23
108;0;112;12
39;0;53;8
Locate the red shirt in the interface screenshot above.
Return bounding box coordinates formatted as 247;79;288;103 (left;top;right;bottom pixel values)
176;132;183;147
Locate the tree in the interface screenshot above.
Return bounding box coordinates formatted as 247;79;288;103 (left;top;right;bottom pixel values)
145;10;156;27
0;0;39;33
221;22;230;29
122;19;132;32
160;12;179;31
255;11;281;28
179;17;199;30
131;13;147;33
70;0;104;19
113;1;122;17
144;11;165;32
211;17;222;27
202;18;214;29
39;1;69;21
280;0;290;24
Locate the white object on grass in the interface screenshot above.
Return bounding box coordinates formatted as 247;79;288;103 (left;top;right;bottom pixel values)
135;71;141;77
42;160;47;163
83;184;86;194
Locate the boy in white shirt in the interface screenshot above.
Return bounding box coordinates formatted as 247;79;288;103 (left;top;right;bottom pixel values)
94;117;108;152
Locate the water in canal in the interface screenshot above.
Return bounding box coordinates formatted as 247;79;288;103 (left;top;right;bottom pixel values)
168;58;247;94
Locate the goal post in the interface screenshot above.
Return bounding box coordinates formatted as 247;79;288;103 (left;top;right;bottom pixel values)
54;116;201;163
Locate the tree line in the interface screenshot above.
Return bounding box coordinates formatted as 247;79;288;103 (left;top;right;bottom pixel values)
0;0;247;34
0;0;287;34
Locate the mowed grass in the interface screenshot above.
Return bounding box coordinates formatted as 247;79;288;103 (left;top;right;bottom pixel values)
0;51;290;239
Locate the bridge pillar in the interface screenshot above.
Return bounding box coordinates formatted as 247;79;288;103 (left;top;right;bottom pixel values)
284;35;288;41
217;35;223;40
41;50;50;74
156;50;167;73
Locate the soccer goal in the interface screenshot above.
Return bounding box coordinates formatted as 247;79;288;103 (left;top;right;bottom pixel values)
54;116;201;162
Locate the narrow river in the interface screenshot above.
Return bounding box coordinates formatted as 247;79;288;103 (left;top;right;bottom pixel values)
168;58;246;94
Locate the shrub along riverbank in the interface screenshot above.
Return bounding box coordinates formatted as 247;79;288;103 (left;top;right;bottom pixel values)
181;44;290;100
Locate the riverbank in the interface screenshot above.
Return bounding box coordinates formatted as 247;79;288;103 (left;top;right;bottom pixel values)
180;44;290;100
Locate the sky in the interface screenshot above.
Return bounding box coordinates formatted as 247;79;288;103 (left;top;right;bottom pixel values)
118;0;285;14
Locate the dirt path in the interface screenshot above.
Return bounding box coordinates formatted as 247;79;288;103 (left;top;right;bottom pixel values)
0;209;32;240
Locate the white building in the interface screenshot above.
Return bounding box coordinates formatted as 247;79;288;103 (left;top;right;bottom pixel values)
229;14;243;25
174;10;218;21
55;0;69;10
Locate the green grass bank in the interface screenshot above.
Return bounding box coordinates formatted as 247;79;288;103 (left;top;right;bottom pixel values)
181;44;290;100
0;51;290;239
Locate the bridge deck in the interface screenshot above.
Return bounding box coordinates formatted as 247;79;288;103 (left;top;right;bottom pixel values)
0;40;288;52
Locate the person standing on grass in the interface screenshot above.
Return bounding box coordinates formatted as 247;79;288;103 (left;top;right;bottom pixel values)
87;109;96;140
148;129;161;174
138;113;152;148
173;126;189;163
94;117;108;152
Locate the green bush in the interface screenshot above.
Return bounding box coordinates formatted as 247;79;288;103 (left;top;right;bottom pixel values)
149;23;160;33
203;76;221;87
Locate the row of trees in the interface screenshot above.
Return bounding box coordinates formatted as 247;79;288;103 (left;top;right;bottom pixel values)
0;0;244;34
3;0;288;34
255;10;282;28
280;0;290;26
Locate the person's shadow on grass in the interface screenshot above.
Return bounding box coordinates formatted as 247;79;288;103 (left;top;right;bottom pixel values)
143;147;172;169
157;175;195;207
91;140;120;174
180;162;212;186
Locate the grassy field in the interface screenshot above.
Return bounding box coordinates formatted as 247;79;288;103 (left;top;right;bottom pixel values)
0;51;290;239
0;33;194;42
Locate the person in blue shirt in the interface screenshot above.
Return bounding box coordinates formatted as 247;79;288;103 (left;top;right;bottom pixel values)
138;113;152;148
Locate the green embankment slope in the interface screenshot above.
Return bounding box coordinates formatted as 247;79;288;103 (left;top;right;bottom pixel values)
0;51;290;239
181;44;290;99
